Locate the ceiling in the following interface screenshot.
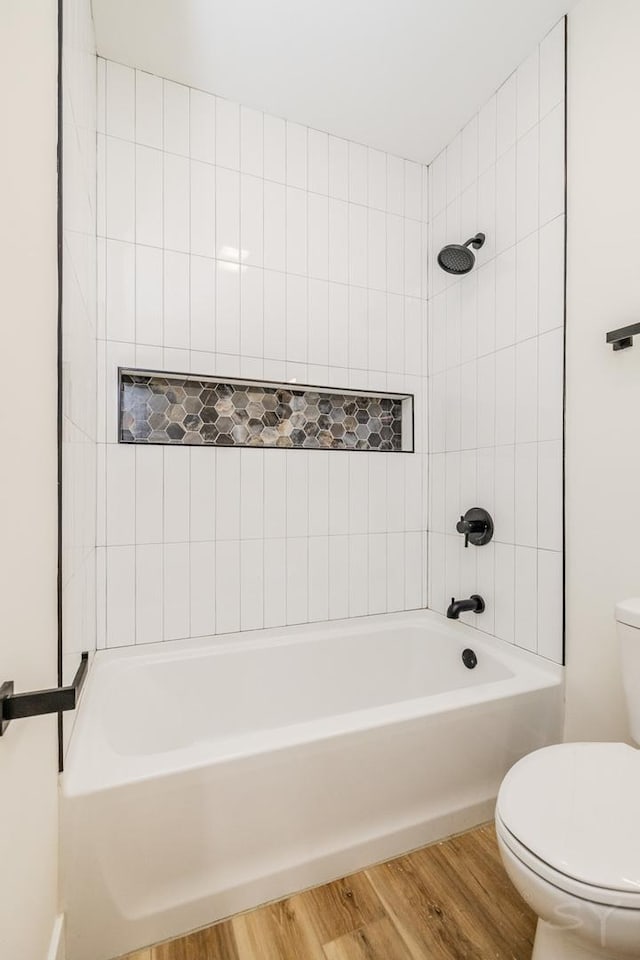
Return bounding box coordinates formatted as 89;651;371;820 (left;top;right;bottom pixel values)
92;0;576;163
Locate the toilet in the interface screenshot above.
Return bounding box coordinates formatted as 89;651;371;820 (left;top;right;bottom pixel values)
495;599;640;960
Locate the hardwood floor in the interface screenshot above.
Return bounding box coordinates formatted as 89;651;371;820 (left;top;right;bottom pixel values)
120;824;536;960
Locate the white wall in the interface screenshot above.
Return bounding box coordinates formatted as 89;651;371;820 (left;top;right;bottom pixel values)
565;0;640;741
96;60;429;648
0;1;61;958
61;0;97;746
427;20;566;665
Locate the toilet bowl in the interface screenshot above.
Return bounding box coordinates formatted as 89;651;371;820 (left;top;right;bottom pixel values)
495;599;640;960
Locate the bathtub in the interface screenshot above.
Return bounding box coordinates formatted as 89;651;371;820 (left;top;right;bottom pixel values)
62;610;563;960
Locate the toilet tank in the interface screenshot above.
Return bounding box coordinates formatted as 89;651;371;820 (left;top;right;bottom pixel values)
616;599;640;745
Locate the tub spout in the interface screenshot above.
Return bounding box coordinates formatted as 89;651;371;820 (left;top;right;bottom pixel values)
446;595;485;619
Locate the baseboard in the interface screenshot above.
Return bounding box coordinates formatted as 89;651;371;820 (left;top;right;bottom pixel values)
47;915;65;960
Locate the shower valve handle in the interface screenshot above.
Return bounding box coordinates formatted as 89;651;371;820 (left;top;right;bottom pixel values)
455;508;494;548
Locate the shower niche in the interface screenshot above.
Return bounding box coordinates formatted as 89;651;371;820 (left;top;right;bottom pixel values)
119;369;415;453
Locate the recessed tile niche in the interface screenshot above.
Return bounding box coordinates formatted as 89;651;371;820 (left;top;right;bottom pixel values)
119;369;414;453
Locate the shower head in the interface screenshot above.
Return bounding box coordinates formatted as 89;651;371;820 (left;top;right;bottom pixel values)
437;233;486;275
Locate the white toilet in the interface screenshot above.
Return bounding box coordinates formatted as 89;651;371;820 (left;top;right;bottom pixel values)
495;599;640;960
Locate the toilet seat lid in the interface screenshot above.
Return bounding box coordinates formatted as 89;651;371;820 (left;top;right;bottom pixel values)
497;742;640;894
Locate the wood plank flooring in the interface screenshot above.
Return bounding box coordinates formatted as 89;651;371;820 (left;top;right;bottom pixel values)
120;824;536;960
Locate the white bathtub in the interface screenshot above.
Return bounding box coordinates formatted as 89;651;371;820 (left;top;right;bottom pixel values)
62;610;563;960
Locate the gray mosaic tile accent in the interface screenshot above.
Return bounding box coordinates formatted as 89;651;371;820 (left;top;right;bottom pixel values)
119;370;409;451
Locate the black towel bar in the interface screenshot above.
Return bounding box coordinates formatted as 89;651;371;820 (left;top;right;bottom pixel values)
606;322;640;351
0;652;88;736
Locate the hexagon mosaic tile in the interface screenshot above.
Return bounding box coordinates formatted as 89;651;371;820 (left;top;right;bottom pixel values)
119;371;409;451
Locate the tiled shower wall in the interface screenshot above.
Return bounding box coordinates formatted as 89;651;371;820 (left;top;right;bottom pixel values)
97;59;428;647
427;19;565;663
61;0;97;695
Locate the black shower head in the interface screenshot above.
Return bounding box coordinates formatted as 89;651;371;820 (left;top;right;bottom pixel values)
437;233;486;275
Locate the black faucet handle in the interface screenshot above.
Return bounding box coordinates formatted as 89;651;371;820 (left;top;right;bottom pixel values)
455;508;494;548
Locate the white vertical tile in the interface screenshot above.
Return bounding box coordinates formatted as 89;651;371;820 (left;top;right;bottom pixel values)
106;61;134;140
368;149;387;210
328;137;349;200
106;137;135;242
349;204;368;287
308;129;329;195
428;532;446;615
308;193;329;280
240;264;264;358
460;116;479;192
286;274;307;363
190;160;215;257
285;451;308;537
495;146;516;255
517;49;539;139
163;446;189;542
495;347;515;446
263;269;286;361
404;297;422;377
215;261;241;355
106;444;135;545
263;450;286;538
190;254;215;353
386;532;404;613
347;534;368;617
405;532;423;610
263;181;286;272
494;445;515;544
368;455;388;534
189;446;216;541
540;19;566;119
286;537;308;624
264;539;286;627
538;439;563;551
538;327;564;442
386;214;404;295
190;540;216;636
106;240;135;342
515;338;538;443
368;533;387;614
308;450;329;536
516;233;539;342
477;166;496;262
476;354;495;448
215;98;240;170
162;542;190;640
539;215;565;333
164;153;190;252
329;535;349;620
477;541;495;634
538;549;563;662
349;286;368;371
496;73;517;157
216;448;241;540
263;114;286;182
189;89;215;163
106;546;136;647
163;81;190;156
445;135;461;205
515;442;538;547
429;453;446;533
517;129;539;246
308;279;329;365
135;71;163;149
515;545;537;652
135;544;163;644
495;246;517;349
240;174;263;267
215;539;240;633
387;294;404;375
328;281;349;367
163;251;190;349
286;186;307;275
135;244;163;346
403;160;421;220
328;454;349;535
539;102;565;226
215;166;240;260
308;536;329;622
477;261;496;357
404;219;421;298
240;539;264;631
136;445;163;543
329;199;349;284
135;145;163;247
494;542;515;643
367;208;386;292
240;106;263;177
